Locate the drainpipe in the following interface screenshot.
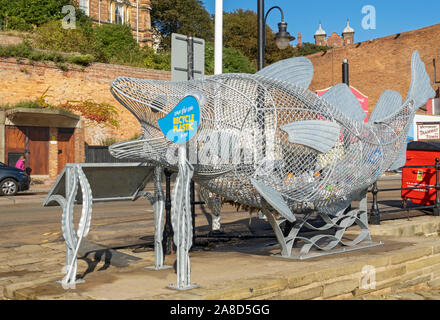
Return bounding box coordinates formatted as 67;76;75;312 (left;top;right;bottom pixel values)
98;0;101;25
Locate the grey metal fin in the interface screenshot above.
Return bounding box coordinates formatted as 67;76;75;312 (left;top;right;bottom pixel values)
281;120;341;154
256;57;314;89
389;143;408;171
406;51;436;109
369;90;402;123
321;84;366;122
251;178;296;223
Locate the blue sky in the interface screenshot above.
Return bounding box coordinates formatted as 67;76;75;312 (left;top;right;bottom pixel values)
204;0;440;44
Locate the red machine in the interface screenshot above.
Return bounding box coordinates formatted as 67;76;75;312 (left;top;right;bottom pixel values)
401;141;440;205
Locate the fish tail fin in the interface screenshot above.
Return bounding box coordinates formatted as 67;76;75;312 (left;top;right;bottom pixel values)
406;51;435;109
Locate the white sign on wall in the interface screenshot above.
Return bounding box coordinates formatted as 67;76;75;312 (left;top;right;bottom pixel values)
417;123;440;141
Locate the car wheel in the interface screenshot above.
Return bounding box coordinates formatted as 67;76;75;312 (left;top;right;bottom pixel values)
0;179;18;196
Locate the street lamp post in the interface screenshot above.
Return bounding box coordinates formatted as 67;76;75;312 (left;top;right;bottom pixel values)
257;0;295;71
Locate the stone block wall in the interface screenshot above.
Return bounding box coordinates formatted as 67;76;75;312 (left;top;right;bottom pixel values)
0;58;171;145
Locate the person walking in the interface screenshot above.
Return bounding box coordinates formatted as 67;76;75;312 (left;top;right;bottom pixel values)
15;155;26;171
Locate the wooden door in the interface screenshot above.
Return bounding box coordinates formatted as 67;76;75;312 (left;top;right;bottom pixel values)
5;126;49;174
5;126;26;166
27;127;49;175
57;128;75;174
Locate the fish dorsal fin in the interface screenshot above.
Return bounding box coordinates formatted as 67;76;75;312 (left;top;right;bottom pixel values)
256;57;314;89
321;84;366;122
369;90;402;123
406;51;436;109
281;120;341;154
251;178;296;223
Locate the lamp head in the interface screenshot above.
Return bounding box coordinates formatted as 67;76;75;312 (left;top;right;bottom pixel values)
275;21;295;50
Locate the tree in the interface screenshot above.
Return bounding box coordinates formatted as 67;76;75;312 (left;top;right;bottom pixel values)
223;9;329;69
204;42;256;75
150;0;214;50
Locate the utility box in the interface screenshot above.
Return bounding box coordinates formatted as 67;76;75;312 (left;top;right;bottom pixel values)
401;141;440;205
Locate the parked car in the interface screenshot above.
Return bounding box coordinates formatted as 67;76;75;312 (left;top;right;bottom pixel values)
0;162;30;196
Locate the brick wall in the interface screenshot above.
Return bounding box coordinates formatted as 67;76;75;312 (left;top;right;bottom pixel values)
307;24;440;112
0;58;171;145
326;32;344;48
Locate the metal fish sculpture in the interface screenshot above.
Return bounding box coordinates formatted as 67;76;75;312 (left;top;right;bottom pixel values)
109;51;434;259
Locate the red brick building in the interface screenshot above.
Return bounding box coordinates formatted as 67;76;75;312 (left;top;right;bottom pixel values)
73;0;153;47
314;20;355;48
308;24;440;113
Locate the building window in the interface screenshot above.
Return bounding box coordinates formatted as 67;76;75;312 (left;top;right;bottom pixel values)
115;4;124;24
79;0;89;16
126;7;130;23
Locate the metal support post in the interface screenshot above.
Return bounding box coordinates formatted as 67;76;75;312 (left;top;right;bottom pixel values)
434;158;440;216
343;58;350;85
163;168;174;254
370;182;381;225
187;35;197;248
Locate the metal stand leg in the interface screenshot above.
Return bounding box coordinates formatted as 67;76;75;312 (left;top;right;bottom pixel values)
167;145;199;291
47;165;92;289
265;191;382;260
199;186;222;232
145;166;172;271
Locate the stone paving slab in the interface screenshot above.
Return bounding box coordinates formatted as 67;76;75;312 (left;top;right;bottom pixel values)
2;232;440;300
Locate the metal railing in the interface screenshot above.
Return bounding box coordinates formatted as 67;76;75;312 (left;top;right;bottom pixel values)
369;158;440;225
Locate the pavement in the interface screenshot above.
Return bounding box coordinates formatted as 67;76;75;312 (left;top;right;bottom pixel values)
1;223;440;300
3;173;440;300
0;185;51;206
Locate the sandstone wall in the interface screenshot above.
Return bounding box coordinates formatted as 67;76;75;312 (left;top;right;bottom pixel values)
0;58;171;145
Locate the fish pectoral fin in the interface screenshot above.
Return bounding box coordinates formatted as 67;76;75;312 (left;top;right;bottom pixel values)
281;120;341;154
256;56;314;89
321;84;366;122
251;178;296;223
389;143;408;171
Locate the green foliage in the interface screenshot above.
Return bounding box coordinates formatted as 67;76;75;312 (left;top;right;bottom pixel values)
223;9;259;66
294;42;331;57
99;137;118;146
33;19;94;55
0;42;94;69
204;42;256;75
0;100;42;110
32;19;170;70
92;23;139;63
0;0;81;31
141;47;171;70
150;0;214;50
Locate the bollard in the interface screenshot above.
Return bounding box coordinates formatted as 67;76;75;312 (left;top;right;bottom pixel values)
434;158;440;217
370;182;381;225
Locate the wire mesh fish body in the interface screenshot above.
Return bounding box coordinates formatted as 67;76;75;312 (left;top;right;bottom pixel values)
109;51;434;213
